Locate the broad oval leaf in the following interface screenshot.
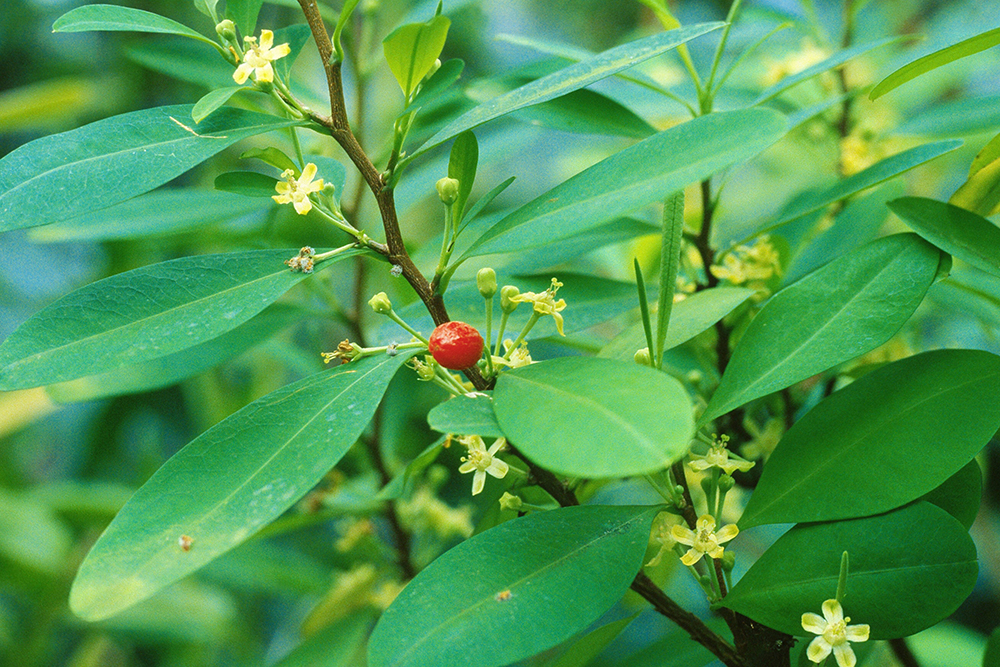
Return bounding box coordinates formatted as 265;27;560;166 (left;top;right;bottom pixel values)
699;233;941;426
889;197;1000;278
739;350;1000;528
921;459;982;530
53;4;216;46
493;357;693;477
0;105;300;231
368;504;660;667
413;22;724;157
427;393;503;439
383;15;450;99
723;502;978;640
0;248;365;391
463;108;786;259
69;351;416;621
870;26;1000;100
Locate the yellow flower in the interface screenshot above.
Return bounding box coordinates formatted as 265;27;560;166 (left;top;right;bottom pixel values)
458;436;509;496
273;163;324;215
492;339;533;369
509;278;567;335
711;236;782;299
688;434;755;475
233;29;291;84
802;599;870;667
670;514;739;566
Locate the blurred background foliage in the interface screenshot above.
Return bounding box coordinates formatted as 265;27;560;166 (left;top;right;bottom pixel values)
1;0;999;665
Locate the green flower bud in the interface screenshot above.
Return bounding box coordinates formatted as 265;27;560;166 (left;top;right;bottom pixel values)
721;551;736;572
500;285;520;313
368;292;392;314
498;492;523;512
699;475;713;496
718;474;736;492
436;177;460;205
215;19;237;42
634;347;651;366
477;268;497;298
425;58;442;81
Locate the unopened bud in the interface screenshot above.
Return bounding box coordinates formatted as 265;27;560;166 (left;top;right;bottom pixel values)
368;292;392;314
436;177;459;205
634;347;651;366
718;474;736;492
425;58;442;80
500;285;520;313
477;268;497;298
721;551;736;572
215;19;237;42
498;492;523;512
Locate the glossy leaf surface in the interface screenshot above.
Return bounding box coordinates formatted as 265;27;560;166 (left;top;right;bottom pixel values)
739;350;1000;527
0;105;299;231
427;393;503;439
414;22;723;155
463;109;786;259
383;16;450;98
368;505;660;667
700;234;941;426
889;197;1000;278
0;249;364;391
922;459;982;530
70;351;416;621
724;502;978;639
493;357;693;477
52;4;216;46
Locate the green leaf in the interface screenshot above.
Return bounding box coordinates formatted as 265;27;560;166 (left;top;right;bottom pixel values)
215;170;280;197
462;109;786;259
949;157;1000;217
69;351;416;621
889;197;1000;278
427;393;503;439
409;58;465;111
28;189;269;242
45;305;304;403
738;140;961;246
272;612;374;667
895;95;1000;137
985;626;1000;667
448;131;478;224
738;350;1000;528
333;0;363;62
0;105;300;232
699;234;941;426
52;4;217;47
0;249;365;391
970;132;1000;177
241;146;299;173
271;24;314;81
126;39;234;88
383;15;451;99
376;438;445;502
870;26;1000;100
193;0;220;20
0;487;72;577
599;287;755;362
620;625;720;667
723;502;978;640
368;505;660;667
512;87;656;139
493;357;693;477
414;22;724;156
921;459;982;530
226;0;265;36
929;266;1000;329
656;191;685;368
306;155;349;206
755;36;900;104
192;86;245;123
543;614;638;667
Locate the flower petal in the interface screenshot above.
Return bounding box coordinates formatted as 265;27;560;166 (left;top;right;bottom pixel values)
822;599;844;625
259;29;274;49
256;62;275;83
458;461;476;474
715;524;739;544
845;624;870;643
300;162;318;183
670;524;695;546
471;470;486;495
832;643;857;667
679;547;703;566
233;63;253;84
486;458;509;479
293;197;312;215
806;636;833;663
801;612;827;635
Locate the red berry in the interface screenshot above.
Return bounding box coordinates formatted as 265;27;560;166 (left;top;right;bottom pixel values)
428;321;484;370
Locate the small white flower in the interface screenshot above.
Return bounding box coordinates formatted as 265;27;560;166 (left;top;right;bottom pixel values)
802;599;870;667
670;514;739;566
458;436;509;496
273;163;324;215
233;29;291;84
688;434;755;475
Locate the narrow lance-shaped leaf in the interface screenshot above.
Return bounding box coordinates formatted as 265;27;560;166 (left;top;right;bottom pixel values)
383;15;451;99
656;191;684;368
0;249;367;391
870;26;1000;100
493;357;693;477
448;131;478;225
368;505;661;667
739;349;1000;528
69;351;418;621
52;4;218;47
699;234;942;427
723;502;978;640
462;108;787;260
0;105;301;231
412;22;724;157
949;157;1000;217
888;197;1000;278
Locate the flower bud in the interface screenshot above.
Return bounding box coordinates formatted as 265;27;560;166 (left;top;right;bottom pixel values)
721;551;736;572
718;474;736;492
368;292;392;314
700;475;713;496
477;268;497;298
500;285;520;313
634;347;651;366
425;58;442;81
436;177;460;205
498;492;523;512
215;19;237;42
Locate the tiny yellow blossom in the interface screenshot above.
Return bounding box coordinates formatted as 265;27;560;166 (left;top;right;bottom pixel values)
645;513;679;567
273;163;324;215
711;236;782;297
233;29;291;84
802;599;870;667
509;278;567;335
670;514;738;566
458;436;509;495
761;40;831;87
688;434;755;475
492;339;533;369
